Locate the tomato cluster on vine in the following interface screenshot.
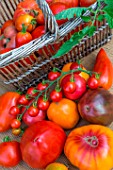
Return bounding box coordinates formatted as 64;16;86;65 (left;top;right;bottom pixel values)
9;61;99;136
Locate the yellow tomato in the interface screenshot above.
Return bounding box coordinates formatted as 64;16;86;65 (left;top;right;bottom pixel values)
45;162;68;170
60;62;89;83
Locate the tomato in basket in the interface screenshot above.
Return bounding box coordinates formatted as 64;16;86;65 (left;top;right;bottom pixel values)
49;2;68;25
15;14;37;32
52;0;79;8
1;20;14;33
80;0;97;7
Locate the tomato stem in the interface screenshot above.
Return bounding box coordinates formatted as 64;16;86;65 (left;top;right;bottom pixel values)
85;136;99;147
2;136;11;142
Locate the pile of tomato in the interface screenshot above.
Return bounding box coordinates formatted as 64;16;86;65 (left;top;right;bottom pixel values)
0;0;97;54
0;46;113;170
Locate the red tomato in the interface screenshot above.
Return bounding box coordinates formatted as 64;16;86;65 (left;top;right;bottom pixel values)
87;76;99;89
1;20;14;33
9;106;20;116
48;70;61;81
36;81;48;91
63;81;76;93
50;90;63;102
18;94;29;105
35;8;45;25
15;14;37;32
26;87;38;97
0;140;21;167
61;73;87;100
20;120;66;168
11;119;21;129
17;0;39;9
37;96;50;111
31;25;45;40
52;0;79;8
50;2;68;25
80;0;97;7
0;92;20;132
70;61;83;74
93;48;113;90
22;100;46;126
16;31;32;48
27;106;39;117
0;48;12;54
64;125;113;170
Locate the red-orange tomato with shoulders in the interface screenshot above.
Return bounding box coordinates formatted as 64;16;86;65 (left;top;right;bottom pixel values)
64;125;113;170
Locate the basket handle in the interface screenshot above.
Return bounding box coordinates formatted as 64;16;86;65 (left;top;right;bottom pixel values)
36;0;60;40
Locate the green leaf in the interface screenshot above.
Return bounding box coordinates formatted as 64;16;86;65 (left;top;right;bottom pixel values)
52;26;96;58
104;13;113;28
55;7;87;20
97;14;105;21
103;0;113;6
103;6;113;18
52;33;81;58
81;16;91;22
87;26;96;37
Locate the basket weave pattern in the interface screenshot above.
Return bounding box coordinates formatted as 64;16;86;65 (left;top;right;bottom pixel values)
0;0;112;91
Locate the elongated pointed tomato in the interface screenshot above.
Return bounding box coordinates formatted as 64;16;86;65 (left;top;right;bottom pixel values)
93;48;113;90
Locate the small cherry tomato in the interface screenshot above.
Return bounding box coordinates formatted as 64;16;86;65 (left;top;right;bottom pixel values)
36;81;48;91
18;94;29;105
37;96;50;111
70;61;83;74
48;70;61;81
27;106;39;117
87;76;99;89
11;119;21;129
50;90;63;102
26;87;38;97
12;128;21;136
9;106;20;116
63;81;76;93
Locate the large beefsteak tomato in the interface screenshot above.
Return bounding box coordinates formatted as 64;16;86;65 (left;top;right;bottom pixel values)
20;120;66;169
64;125;113;170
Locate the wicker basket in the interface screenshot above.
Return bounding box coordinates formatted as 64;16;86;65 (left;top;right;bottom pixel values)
0;0;112;91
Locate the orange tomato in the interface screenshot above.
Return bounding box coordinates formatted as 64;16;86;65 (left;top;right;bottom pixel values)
60;62;89;82
45;162;68;170
64;125;113;170
47;98;79;129
15;14;37;32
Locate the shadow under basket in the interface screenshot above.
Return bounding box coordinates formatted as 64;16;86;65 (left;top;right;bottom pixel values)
0;0;112;91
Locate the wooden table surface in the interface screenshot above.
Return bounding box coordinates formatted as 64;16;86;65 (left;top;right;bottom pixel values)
0;38;113;170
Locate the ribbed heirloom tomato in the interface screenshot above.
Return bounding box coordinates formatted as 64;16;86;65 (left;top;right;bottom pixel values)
64;125;113;170
20;120;66;169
